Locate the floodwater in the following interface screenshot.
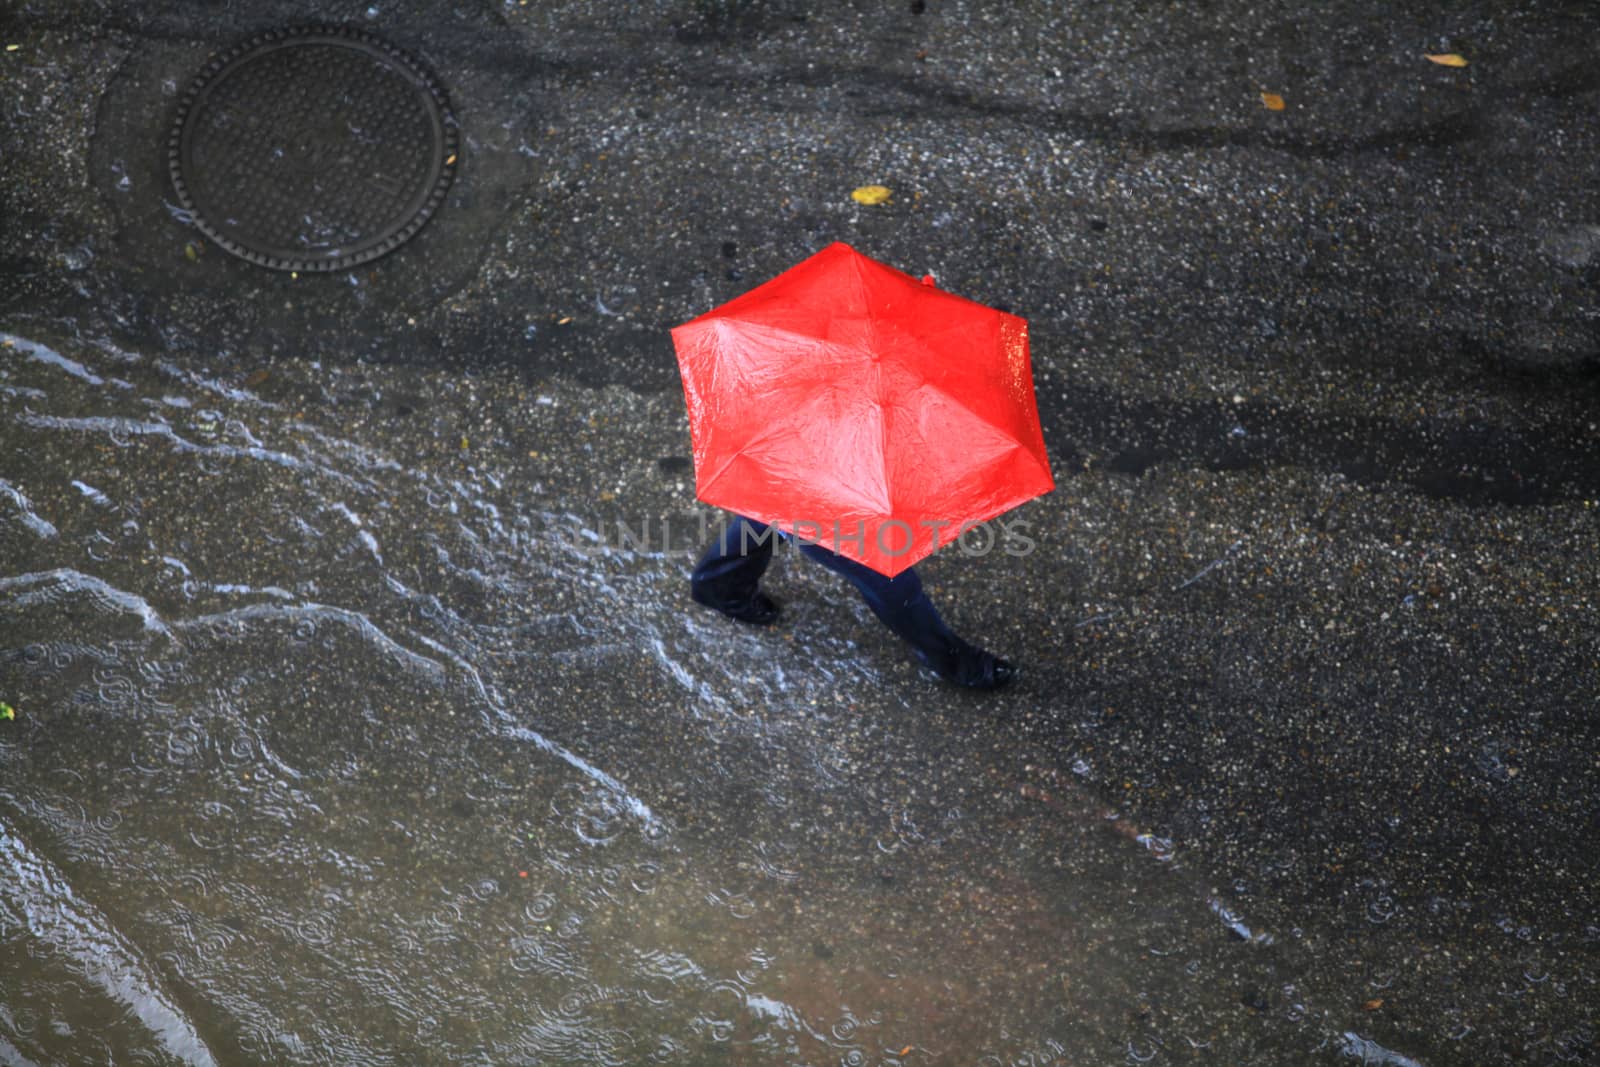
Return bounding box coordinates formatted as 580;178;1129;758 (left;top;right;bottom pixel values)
1;327;1423;1065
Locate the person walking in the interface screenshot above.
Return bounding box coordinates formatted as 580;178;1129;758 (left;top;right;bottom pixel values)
690;515;1014;690
672;244;1053;693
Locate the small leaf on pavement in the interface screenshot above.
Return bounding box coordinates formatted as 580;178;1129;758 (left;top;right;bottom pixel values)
1424;53;1469;67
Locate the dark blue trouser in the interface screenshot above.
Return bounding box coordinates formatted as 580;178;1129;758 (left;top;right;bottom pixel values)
690;516;964;669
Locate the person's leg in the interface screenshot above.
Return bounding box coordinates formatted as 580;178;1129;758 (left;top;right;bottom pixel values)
798;543;1013;688
690;516;782;624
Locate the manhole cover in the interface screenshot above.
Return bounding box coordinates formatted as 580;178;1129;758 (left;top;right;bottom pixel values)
169;25;457;272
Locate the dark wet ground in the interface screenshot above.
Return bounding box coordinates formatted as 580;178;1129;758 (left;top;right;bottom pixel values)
3;1;1598;1064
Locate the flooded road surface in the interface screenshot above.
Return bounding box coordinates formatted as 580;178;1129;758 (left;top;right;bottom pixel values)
2;328;1439;1065
0;329;1255;1063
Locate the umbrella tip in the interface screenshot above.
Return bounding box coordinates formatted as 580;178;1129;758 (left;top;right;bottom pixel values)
921;274;938;287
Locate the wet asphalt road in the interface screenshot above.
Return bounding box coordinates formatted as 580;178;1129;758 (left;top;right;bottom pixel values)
3;0;1599;1063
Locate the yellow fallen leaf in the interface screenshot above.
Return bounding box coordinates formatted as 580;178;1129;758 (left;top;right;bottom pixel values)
1424;53;1468;67
1260;92;1286;111
557;315;572;324
851;184;892;205
5;44;20;52
446;153;457;165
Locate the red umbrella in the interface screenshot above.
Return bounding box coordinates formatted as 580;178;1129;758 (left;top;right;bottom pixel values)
671;241;1054;577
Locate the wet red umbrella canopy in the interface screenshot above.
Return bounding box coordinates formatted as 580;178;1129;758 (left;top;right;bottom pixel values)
671;242;1055;577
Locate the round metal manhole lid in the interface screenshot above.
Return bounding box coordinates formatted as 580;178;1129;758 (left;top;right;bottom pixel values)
169;26;457;272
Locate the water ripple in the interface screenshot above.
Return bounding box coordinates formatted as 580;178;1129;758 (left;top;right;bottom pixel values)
0;814;221;1066
16;411;371;491
0;478;59;539
2;332;105;385
0;569;170;636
